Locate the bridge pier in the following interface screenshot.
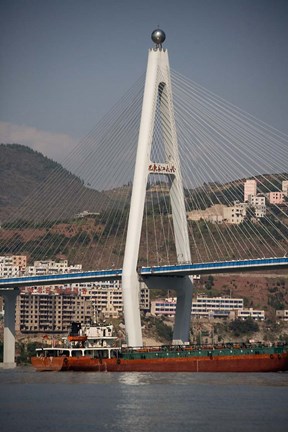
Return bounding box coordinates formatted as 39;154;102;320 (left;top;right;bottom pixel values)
0;289;19;368
122;270;143;347
145;276;193;344
173;277;193;344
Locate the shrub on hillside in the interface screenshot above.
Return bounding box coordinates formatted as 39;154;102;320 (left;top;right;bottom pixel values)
229;317;259;337
154;318;173;342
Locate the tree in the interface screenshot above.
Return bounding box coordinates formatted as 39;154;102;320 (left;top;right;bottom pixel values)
229;317;259;337
205;275;214;290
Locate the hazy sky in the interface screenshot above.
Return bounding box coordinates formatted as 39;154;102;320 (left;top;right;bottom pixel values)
0;0;287;163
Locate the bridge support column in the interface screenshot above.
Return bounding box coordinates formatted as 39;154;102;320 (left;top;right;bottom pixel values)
122;270;142;347
173;277;193;344
146;276;193;344
1;289;19;368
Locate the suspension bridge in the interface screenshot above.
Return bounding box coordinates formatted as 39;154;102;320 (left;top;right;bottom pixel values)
1;29;288;367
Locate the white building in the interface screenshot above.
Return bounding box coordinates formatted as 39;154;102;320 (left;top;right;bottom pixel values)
75;210;100;219
187;204;226;223
223;201;247;224
244;179;257;202
0;264;20;277
0;255;27;277
282;181;288;196
222;197;266;223
25;259;82;276
151;297;178;317
247;196;266;218
192;296;244;317
2;256;150;326
254;205;266;218
236;308;265;320
151;296;246;318
249;195;265;207
276;310;288;321
71;280;150;319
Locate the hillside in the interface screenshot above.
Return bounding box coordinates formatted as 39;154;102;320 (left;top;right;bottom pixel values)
1;143;288;315
194;273;288;319
0;144;111;222
1;143;288;266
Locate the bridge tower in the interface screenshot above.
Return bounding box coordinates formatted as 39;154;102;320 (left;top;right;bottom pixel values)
122;30;193;347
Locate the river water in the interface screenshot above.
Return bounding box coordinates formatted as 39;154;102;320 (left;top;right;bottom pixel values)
0;367;288;432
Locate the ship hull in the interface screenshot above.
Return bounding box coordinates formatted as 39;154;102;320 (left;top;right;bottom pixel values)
31;353;288;373
31;356;66;372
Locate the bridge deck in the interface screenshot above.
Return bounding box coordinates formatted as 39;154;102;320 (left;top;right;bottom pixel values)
0;257;288;290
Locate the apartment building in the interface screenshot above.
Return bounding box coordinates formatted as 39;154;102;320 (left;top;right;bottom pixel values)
248;195;265;207
254;205;266;218
186;177;282;226
187;204;226;223
150;296;264;320
282;181;288;196
15;292;92;332
13;275;150;332
0;255;149;331
75;280;150;319
151;296;244;317
192;296;244;317
223;201;247;224
25;259;82;275
267;191;285;205
244;179;257;202
0;255;27;277
236;308;265;320
276;310;288;321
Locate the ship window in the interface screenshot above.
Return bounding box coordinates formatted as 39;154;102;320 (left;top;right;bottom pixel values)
72;350;83;357
84;350;96;358
59;350;70;357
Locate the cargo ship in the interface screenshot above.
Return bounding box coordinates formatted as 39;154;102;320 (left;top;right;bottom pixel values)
31;322;288;372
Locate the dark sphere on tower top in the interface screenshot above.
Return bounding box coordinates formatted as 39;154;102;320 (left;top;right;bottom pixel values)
151;29;166;45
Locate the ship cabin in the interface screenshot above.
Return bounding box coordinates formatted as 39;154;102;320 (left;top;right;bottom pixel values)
35;321;121;359
35;345;121;359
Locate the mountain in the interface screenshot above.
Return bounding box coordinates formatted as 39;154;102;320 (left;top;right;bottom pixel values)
1;144;288;315
0;144;110;222
1;143;288;267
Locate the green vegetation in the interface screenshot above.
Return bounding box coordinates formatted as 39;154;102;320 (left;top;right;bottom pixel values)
16;342;42;364
2;219;70;229
229;317;259;337
1;144;288;271
205;275;214;290
268;291;285;310
145;196;172;215
154;317;173;342
0;340;40;364
100;209;129;237
257;175;288;195
186;183;244;209
142;316;173;343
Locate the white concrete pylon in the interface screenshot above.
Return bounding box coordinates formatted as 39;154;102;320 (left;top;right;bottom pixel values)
1;289;19;368
122;32;193;347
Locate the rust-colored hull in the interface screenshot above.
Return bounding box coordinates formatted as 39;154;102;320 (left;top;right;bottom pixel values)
31;356;66;371
31;353;288;372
